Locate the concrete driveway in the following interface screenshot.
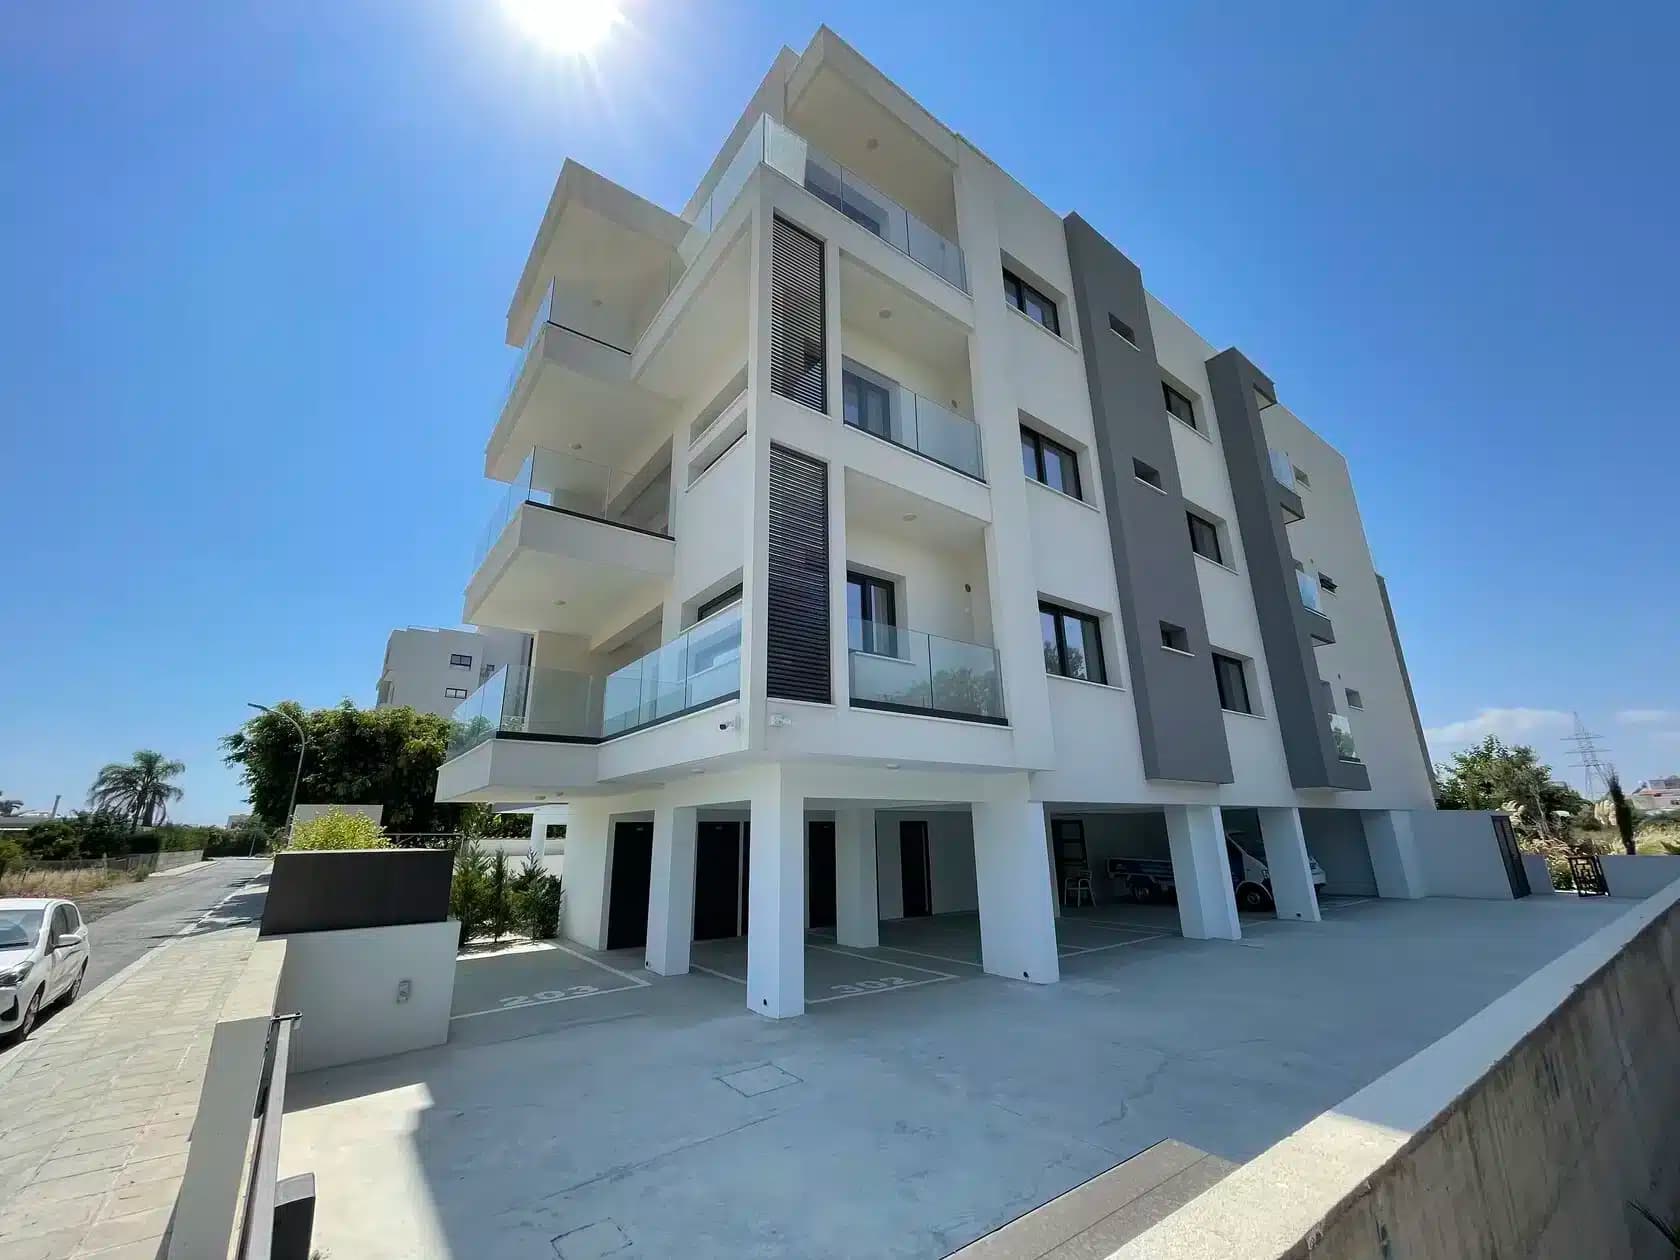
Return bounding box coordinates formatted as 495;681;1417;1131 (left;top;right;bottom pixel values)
281;893;1630;1260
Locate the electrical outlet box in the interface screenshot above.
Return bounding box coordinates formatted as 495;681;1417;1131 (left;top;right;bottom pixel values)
396;978;412;1004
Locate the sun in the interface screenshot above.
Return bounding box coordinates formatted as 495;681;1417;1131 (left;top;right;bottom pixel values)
502;0;622;56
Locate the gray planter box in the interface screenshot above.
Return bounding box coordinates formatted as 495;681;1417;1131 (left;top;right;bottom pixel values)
260;849;452;936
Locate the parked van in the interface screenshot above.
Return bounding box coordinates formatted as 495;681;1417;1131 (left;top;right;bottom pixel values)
1107;833;1327;910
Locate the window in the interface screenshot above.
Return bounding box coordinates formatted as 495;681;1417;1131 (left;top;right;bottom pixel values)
1108;313;1138;348
1020;426;1082;500
1293;465;1311;488
847;571;897;656
1159;622;1190;653
444;687;469;700
696;583;742;622
1318;573;1338;594
1163;381;1197;430
1212;653;1254;714
449;653;472;669
842;361;895;440
1003;268;1060;336
1187;511;1224;565
1133;458;1163;491
1346;688;1364;710
1040;602;1106;684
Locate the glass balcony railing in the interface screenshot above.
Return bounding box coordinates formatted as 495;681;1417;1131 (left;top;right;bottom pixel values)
445;614;742;758
1296;568;1325;616
502;278;633;415
602;604;744;737
1329;712;1360;762
446;665;603;759
475;448;663;569
847;618;1004;723
842;363;983;480
1269;448;1297;491
668;114;969;297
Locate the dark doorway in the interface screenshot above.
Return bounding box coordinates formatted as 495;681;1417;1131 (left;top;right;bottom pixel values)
605;821;653;950
1050;819;1087;892
900;821;932;917
1492;814;1532;898
694;821;746;941
808;821;836;929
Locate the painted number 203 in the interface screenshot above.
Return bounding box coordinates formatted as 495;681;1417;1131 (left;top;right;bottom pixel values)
497;984;600;1008
829;976;914;996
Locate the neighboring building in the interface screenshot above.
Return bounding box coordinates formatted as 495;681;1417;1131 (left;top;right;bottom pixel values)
436;27;1466;1018
1632;776;1680;813
375;626;530;717
0;810;56;833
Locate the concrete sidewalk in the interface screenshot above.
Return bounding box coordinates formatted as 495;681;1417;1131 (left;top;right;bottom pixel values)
0;928;260;1260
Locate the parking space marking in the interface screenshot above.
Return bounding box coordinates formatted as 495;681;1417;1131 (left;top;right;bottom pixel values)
452;979;644;1021
691;961;746;986
808;974;955;1005
1059;917;1171;937
1060;933;1168;958
855;940;985;970
807;942;959;980
553;941;654;988
1321;897;1376;913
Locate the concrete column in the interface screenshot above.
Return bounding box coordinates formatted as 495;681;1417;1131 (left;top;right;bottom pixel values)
560;802;611;950
1362;809;1426;899
1165;804;1241;940
972;796;1060;984
645;805;698;976
1256;807;1322;923
834;807;878;947
747;773;805;1018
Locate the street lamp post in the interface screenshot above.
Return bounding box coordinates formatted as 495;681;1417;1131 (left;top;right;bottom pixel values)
248;702;307;852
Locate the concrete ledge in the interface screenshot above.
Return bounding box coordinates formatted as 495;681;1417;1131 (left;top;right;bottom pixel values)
1110;877;1680;1259
1600;853;1680;900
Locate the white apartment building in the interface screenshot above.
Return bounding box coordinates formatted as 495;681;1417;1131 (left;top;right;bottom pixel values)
376;626;530;717
437;28;1514;1018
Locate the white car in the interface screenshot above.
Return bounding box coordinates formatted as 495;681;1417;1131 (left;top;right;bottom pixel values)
0;898;92;1044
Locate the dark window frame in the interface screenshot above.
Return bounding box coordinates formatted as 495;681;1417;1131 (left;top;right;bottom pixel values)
696;583;743;623
1212;652;1254;714
1040;601;1107;685
1186;511;1224;565
1346;687;1364;710
1019;426;1082;500
448;653;473;669
1132;458;1163;491
1163;381;1198;430
847;571;898;656
1108;313;1138;347
444;686;469;700
1159;622;1190;654
1318;573;1338;594
1003;268;1061;336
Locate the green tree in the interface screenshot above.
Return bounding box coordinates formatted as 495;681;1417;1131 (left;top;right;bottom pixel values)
88;751;185;831
1606;771;1638;857
1434;736;1586;843
222;701;457;832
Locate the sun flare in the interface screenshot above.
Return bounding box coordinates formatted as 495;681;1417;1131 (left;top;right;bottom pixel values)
502;0;622;56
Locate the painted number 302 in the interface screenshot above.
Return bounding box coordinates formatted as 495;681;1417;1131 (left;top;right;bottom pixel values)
829;976;914;996
498;985;600;1008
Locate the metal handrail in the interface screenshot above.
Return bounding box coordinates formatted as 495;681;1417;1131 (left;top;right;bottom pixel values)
237;1012;302;1260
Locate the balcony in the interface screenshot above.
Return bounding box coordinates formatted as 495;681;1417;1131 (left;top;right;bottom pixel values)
1296;569;1335;645
841;359;983;480
847;618;1005;725
447;665;602;759
466;448;673;635
1329;712;1360;763
602;605;744;736
1270;448;1306;522
675;114;968;296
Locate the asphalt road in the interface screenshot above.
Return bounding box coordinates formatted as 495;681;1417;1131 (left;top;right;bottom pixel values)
79;856;271;993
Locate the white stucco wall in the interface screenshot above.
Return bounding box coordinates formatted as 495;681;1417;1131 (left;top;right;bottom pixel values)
1600;854;1680;900
275;921;459;1073
1411;809;1515;899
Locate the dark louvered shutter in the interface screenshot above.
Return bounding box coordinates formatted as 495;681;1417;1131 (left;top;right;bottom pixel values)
770;216;826;412
766;445;830;703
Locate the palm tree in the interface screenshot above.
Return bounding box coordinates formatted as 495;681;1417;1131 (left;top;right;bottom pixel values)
88;751;185;831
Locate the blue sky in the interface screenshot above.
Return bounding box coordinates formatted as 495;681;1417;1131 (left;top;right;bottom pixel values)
2;1;1675;822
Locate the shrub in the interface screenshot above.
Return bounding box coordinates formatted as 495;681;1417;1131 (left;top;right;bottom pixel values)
288;809;391;851
486;851;514;943
0;838;21;880
450;838;490;947
512;855;562;940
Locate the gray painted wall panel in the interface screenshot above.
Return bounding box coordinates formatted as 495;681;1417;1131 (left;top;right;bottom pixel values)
1205;349;1368;792
1062;214;1233;785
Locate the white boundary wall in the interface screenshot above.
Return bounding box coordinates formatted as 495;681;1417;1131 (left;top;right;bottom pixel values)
1411;809;1514;899
1601;853;1680;900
